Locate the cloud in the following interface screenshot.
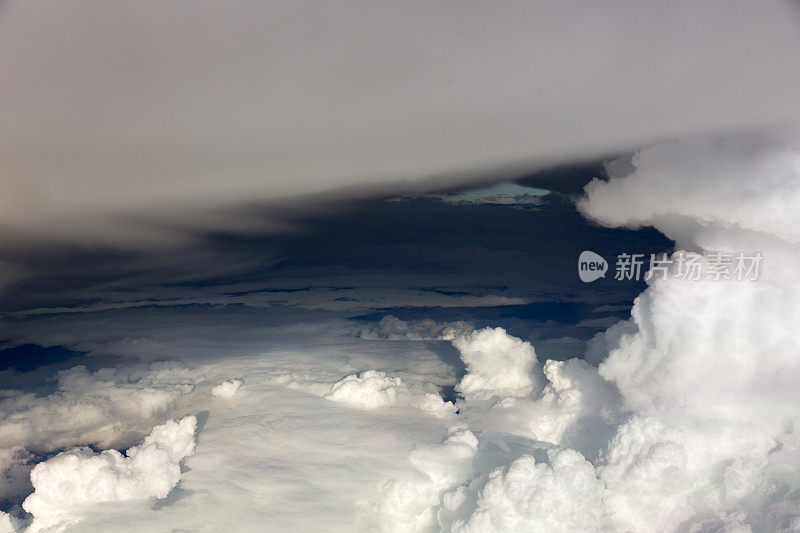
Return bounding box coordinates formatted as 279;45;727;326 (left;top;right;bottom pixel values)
0;363;199;505
0;342;458;530
0;278;796;532
357;316;472;342
520;358;619;454
577;135;800;530
211;379;242;399
454;448;607;533
0;513;16;533
453;327;540;401
579;135;800;246
324;370;405;410
378;428;478;533
366;328;619;532
323;370;456;419
368;136;800;531
597;415;775;531
2;2;800;243
22;416;196;532
579;137;800;422
8;286;527;319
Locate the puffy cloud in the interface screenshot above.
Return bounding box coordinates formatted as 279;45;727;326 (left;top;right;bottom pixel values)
598;272;800;422
585;263;800;530
452;327;540;401
0;363;199;504
579;136;800;245
378;428;478;533
578;136;800;530
455;448;607;533
522;359;619;454
211;379;242;399
367;329;620;529
416;393;459;420
598;415;777;531
322;370;457;419
22;416;196;532
324;370;405;410
443;349;618;459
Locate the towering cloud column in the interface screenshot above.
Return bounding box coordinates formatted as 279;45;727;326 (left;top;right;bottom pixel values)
578;136;800;531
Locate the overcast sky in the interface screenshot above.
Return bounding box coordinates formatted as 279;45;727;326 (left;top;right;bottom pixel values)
2;0;800;242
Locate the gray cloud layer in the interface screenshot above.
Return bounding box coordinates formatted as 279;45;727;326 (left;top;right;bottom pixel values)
2;1;800;241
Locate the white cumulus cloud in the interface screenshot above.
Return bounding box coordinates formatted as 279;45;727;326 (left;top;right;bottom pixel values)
22;416;196;532
324;370;405;410
211;379;242;399
452;327;540;401
455;448;607;533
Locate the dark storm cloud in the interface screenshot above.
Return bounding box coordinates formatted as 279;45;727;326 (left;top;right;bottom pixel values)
1;0;800;242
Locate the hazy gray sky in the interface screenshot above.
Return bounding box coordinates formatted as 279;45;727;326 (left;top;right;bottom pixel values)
2;0;800;242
